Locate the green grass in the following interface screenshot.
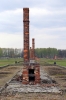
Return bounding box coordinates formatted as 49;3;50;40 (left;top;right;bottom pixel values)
1;57;66;67
39;58;66;67
0;58;23;67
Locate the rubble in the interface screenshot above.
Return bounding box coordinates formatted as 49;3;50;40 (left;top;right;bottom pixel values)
0;68;61;94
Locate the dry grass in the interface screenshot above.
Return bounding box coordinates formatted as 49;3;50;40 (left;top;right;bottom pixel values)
0;93;65;100
0;65;23;87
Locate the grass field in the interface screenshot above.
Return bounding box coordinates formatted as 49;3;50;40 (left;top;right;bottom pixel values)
39;58;66;67
0;58;23;67
0;57;66;67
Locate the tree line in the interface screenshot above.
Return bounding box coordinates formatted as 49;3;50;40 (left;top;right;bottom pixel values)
0;48;22;58
0;47;66;58
35;48;66;58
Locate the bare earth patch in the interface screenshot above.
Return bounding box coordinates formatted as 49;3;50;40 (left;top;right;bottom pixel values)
0;66;23;88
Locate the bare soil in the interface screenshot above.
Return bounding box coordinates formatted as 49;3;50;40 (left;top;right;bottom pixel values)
0;65;66;100
0;65;23;88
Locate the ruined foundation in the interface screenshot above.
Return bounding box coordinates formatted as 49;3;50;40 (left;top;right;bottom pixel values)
22;63;40;84
0;67;61;94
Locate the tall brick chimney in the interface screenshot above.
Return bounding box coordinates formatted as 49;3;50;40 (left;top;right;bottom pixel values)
30;47;32;59
22;8;40;85
23;8;29;62
32;38;35;59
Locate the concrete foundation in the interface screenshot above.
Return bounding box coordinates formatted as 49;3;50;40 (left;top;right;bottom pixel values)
0;67;61;94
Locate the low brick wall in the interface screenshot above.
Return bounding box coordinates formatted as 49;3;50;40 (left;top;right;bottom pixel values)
22;63;40;84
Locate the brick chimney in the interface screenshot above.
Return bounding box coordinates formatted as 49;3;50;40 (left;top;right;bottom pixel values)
32;38;35;59
23;8;29;63
22;8;40;84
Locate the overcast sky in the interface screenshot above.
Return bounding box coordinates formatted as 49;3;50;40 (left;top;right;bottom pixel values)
0;0;66;49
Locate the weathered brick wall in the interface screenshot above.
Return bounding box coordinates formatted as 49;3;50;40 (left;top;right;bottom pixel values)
22;64;40;84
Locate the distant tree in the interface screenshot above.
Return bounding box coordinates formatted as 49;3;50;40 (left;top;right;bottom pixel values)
35;48;58;58
0;48;3;57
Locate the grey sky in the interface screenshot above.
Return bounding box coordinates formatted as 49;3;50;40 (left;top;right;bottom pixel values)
0;0;66;49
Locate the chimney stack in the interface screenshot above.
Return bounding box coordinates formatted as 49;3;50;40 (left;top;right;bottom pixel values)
32;38;35;59
22;8;40;85
23;8;29;62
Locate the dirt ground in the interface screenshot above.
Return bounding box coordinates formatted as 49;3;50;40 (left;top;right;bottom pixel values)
0;65;66;100
0;65;23;87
